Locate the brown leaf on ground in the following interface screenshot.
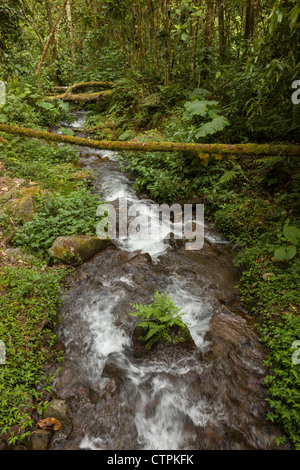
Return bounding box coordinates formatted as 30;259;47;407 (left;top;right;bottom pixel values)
37;417;62;431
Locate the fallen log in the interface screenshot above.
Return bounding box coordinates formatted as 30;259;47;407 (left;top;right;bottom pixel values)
47;90;113;102
47;80;115;101
63;81;114;94
0;123;299;157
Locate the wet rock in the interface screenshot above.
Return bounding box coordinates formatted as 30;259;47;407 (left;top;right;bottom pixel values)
48;235;112;265
132;324;196;360
198;309;291;449
44;399;72;442
28;429;52;450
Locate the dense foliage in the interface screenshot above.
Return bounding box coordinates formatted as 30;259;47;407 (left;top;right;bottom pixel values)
0;0;299;451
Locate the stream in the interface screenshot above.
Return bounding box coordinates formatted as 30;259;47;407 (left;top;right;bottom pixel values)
49;112;289;450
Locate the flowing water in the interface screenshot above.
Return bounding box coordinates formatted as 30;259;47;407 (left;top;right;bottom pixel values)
50;113;289;450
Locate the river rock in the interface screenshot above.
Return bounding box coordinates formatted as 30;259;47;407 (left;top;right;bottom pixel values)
28;429;52;450
44;399;72;441
48;235;112;265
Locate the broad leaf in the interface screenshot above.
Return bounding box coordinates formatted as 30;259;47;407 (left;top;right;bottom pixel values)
184;99;219;117
194;115;230;138
0;114;8;123
283;225;300;245
274;244;297;261
59;127;75;136
37;101;54;110
58;101;69;111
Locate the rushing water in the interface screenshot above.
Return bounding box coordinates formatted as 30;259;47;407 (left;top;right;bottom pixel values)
50;114;289;450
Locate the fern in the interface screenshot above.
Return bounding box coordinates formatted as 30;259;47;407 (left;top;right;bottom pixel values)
218;164;249;185
129;291;190;349
218;169;240;185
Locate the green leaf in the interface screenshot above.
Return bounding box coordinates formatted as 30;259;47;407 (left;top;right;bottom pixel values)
274;244;297;261
194;115;230;138
36;101;54;110
181;32;189;41
290;3;300;30
58;127;75;136
0;113;8;123
218;170;239;185
268;10;278;35
184;99;219;117
283;225;300;246
58;101;69;111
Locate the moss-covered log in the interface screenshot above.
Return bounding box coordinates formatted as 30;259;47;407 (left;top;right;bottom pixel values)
47;80;115;101
0;123;300;157
64;81;114;93
47;90;113;102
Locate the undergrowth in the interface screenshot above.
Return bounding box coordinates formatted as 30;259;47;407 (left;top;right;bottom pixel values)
0;118;101;446
0;263;67;445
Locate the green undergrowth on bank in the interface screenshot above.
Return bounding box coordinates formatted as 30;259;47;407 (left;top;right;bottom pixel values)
0;127;102;445
119;149;300;449
0;263;67;445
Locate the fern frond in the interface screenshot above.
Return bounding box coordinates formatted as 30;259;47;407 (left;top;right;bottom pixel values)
218;170;239;185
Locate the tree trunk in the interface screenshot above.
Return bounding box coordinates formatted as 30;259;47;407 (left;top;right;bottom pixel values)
245;0;255;39
164;0;171;86
204;0;214;48
253;0;260;35
191;16;200;86
35;0;68;77
45;0;58;61
65;0;75;61
20;7;45;50
1;123;299;157
218;0;226;61
147;0;160;75
203;0;214;81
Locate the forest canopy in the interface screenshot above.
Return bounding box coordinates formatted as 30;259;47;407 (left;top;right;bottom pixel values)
0;0;299;142
0;0;300;452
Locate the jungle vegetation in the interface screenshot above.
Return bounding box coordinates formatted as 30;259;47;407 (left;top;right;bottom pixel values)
0;0;299;450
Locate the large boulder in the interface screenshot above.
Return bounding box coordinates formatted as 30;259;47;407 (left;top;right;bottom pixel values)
48;235;112;265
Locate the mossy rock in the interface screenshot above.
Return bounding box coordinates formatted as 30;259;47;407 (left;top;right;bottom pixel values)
18;187;44;197
7;186;45;223
48;235;112;265
9;196;36;222
71;170;94;183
